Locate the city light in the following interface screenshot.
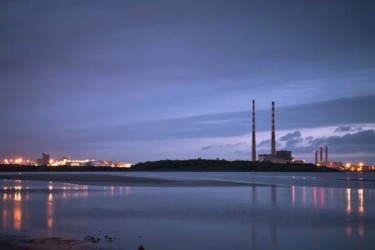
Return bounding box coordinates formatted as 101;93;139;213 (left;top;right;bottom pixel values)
345;163;351;169
0;153;371;171
1;154;132;168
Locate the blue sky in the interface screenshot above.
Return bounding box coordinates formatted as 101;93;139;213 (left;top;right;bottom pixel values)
1;0;375;164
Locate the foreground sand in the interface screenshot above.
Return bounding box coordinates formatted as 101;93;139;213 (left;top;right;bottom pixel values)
0;173;264;187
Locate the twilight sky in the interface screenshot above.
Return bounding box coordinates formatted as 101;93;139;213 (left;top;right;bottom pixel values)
1;0;375;164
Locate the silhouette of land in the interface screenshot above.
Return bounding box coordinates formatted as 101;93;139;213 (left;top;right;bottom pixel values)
0;159;337;172
132;159;337;172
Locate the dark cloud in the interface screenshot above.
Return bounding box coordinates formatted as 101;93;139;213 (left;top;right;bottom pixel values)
305;136;314;142
280;131;301;141
311;130;375;153
279;131;303;148
257;139;271;148
279;130;375;161
257;139;283;150
201;143;244;151
334;126;352;132
334;126;363;133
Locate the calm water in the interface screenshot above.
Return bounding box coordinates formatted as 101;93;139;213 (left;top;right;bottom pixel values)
1;172;375;250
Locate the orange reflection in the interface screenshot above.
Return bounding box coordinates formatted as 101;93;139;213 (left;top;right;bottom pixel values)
14;191;21;202
2;182;27;231
358;189;364;215
13;204;22;231
2;209;8;229
346;189;351;214
47;192;54;229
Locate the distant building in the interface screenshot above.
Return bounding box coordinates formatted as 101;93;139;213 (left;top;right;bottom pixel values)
96;160;132;168
36;152;50;166
314;145;343;170
259;150;294;164
53;157;95;167
317;161;343;170
50;158;132;167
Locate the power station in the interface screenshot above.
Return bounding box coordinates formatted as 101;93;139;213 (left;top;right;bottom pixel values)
251;101;343;167
252;101;299;164
314;145;342;169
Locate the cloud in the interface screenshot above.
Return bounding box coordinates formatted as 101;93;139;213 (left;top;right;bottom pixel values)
256;139;283;151
1;95;375;163
280;131;301;141
334;126;363;133
279;131;303;148
311;130;375;153
276;129;375;161
201;143;245;151
257;139;271;147
305;136;314;142
61;95;375;142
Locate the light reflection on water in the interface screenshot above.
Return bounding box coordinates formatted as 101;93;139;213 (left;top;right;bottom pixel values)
0;174;374;250
1;179;89;233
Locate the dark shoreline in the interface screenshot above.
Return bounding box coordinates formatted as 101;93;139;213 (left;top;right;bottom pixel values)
0;159;339;172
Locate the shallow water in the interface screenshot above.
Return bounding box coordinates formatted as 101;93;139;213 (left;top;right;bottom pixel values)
1;172;375;250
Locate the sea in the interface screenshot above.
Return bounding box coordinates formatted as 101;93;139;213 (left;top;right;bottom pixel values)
1;172;375;250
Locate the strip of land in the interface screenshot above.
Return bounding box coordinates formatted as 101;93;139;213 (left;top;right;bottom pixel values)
0;159;338;172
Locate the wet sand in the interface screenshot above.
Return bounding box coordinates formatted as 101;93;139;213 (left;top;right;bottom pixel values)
0;241;27;250
0;173;263;187
0;236;89;250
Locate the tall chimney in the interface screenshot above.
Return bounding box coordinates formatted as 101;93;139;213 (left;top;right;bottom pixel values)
325;146;328;162
252;100;256;161
314;150;318;164
271;101;276;156
320;146;323;162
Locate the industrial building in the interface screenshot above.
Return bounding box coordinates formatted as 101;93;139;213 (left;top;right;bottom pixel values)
314;145;343;169
252;101;299;164
36;152;50;166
